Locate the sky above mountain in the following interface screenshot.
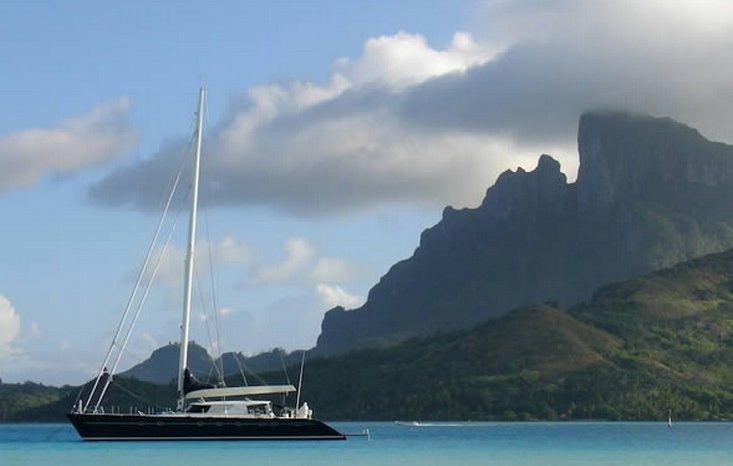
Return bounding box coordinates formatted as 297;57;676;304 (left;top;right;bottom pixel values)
1;0;733;384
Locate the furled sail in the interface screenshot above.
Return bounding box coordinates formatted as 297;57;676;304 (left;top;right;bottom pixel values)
185;384;296;400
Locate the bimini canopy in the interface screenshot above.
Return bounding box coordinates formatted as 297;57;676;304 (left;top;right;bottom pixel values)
185;385;296;400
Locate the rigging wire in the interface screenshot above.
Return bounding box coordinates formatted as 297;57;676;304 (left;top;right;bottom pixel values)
205;364;216;387
194;266;225;385
238;358;269;386
200;98;226;382
232;353;249;386
200;95;226;381
279;351;292;386
204;208;225;384
94;205;183;412
83;131;194;412
110;378;169;412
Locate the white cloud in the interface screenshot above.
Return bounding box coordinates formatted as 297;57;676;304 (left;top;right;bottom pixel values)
247;237;362;289
92;3;733;215
90;31;515;214
251;237;315;284
338;31;498;89
153;235;253;291
403;0;733;146
316;283;364;310
214;235;252;264
309;257;359;283
137;234;359;308
0;294;21;358
0;98;136;192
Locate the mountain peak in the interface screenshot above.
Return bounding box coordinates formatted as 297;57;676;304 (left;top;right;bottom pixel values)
120;341;212;384
315;112;733;356
480;153;568;217
577;111;733;213
537;153;561;171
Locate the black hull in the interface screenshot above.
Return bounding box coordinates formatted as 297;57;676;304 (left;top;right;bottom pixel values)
67;413;345;441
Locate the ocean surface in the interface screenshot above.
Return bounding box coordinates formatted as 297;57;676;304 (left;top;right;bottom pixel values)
1;422;731;466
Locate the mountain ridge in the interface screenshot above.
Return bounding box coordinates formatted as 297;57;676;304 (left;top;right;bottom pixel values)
315;111;733;355
3;244;731;421
120;342;302;385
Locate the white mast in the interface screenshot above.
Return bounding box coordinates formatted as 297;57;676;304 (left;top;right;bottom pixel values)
177;87;205;408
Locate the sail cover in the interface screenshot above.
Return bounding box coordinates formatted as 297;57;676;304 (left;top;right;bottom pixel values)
185;384;296;400
183;368;215;394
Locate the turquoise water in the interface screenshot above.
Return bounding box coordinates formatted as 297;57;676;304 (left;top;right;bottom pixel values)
1;422;731;465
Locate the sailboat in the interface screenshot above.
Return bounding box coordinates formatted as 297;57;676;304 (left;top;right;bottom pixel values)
67;88;344;441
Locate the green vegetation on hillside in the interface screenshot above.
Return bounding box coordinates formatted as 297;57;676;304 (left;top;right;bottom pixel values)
2;249;732;422
0;377;177;422
297;298;731;421
0;382;75;421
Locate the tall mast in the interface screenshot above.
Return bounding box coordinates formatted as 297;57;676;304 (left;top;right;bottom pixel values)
177;87;205;408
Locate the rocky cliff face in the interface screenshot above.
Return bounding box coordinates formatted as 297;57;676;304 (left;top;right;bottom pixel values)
577;112;733;215
315;112;733;355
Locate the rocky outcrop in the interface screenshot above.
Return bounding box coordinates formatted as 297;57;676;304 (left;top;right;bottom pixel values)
120;342;213;384
577;112;733;215
315;112;733;356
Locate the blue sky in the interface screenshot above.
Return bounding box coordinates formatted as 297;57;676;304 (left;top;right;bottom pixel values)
0;0;477;384
2;0;733;384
